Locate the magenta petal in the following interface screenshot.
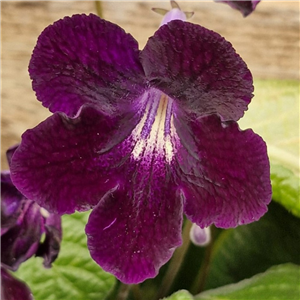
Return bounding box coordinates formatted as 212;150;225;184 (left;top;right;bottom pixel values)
174;114;272;228
10;106;141;214
141;20;253;121
86;160;183;284
30;14;145;116
1;268;33;300
215;1;261;17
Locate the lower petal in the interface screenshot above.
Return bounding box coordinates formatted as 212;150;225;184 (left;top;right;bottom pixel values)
85;157;183;284
174;114;272;228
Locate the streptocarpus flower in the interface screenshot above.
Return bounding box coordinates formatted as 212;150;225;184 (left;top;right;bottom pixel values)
214;0;261;17
10;4;271;284
1;146;62;296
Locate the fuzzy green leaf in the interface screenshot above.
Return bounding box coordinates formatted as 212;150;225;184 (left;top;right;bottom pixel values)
195;264;300;300
239;79;299;175
271;164;300;217
203;202;300;290
162;290;194;300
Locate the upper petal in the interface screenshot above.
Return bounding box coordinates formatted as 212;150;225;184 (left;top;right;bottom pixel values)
10;105;142;215
30;13;146;116
141;20;253;121
174;114;272;228
86;156;183;284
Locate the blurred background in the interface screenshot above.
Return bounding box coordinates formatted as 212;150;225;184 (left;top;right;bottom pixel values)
1;1;299;169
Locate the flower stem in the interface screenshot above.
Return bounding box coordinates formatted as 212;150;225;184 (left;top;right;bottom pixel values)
95;1;103;18
131;284;143;300
155;220;192;299
116;283;131;300
190;226;216;294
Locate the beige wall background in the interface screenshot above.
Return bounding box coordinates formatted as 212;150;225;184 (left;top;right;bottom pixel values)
1;1;299;169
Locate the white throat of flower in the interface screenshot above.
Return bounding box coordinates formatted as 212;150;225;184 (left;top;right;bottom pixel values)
131;90;177;164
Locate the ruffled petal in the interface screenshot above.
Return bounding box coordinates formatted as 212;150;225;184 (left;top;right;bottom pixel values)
215;1;261;17
30;13;146;116
10;105;142;215
86;154;183;284
141;20;253;121
174;114;271;228
1;268;33;300
1;200;43;271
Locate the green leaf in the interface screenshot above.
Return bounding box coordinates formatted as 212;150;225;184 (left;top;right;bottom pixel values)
162;290;194;300
271;164;300;217
202;202;300;290
195;264;300;300
15;212;115;300
239;79;299;175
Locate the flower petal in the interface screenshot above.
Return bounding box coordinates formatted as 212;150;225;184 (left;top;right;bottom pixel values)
1;268;33;300
86;159;183;284
174;114;272;228
215;1;261;17
10;106;141;215
141;20;253;121
29;14;145;116
1;200;43;271
36;213;62;268
1;172;24;235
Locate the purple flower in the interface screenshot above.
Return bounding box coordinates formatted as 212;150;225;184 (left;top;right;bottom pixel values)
10;6;271;284
215;0;261;17
1;146;62;298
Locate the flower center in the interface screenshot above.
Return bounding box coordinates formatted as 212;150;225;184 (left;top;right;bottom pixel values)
131;89;177;163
